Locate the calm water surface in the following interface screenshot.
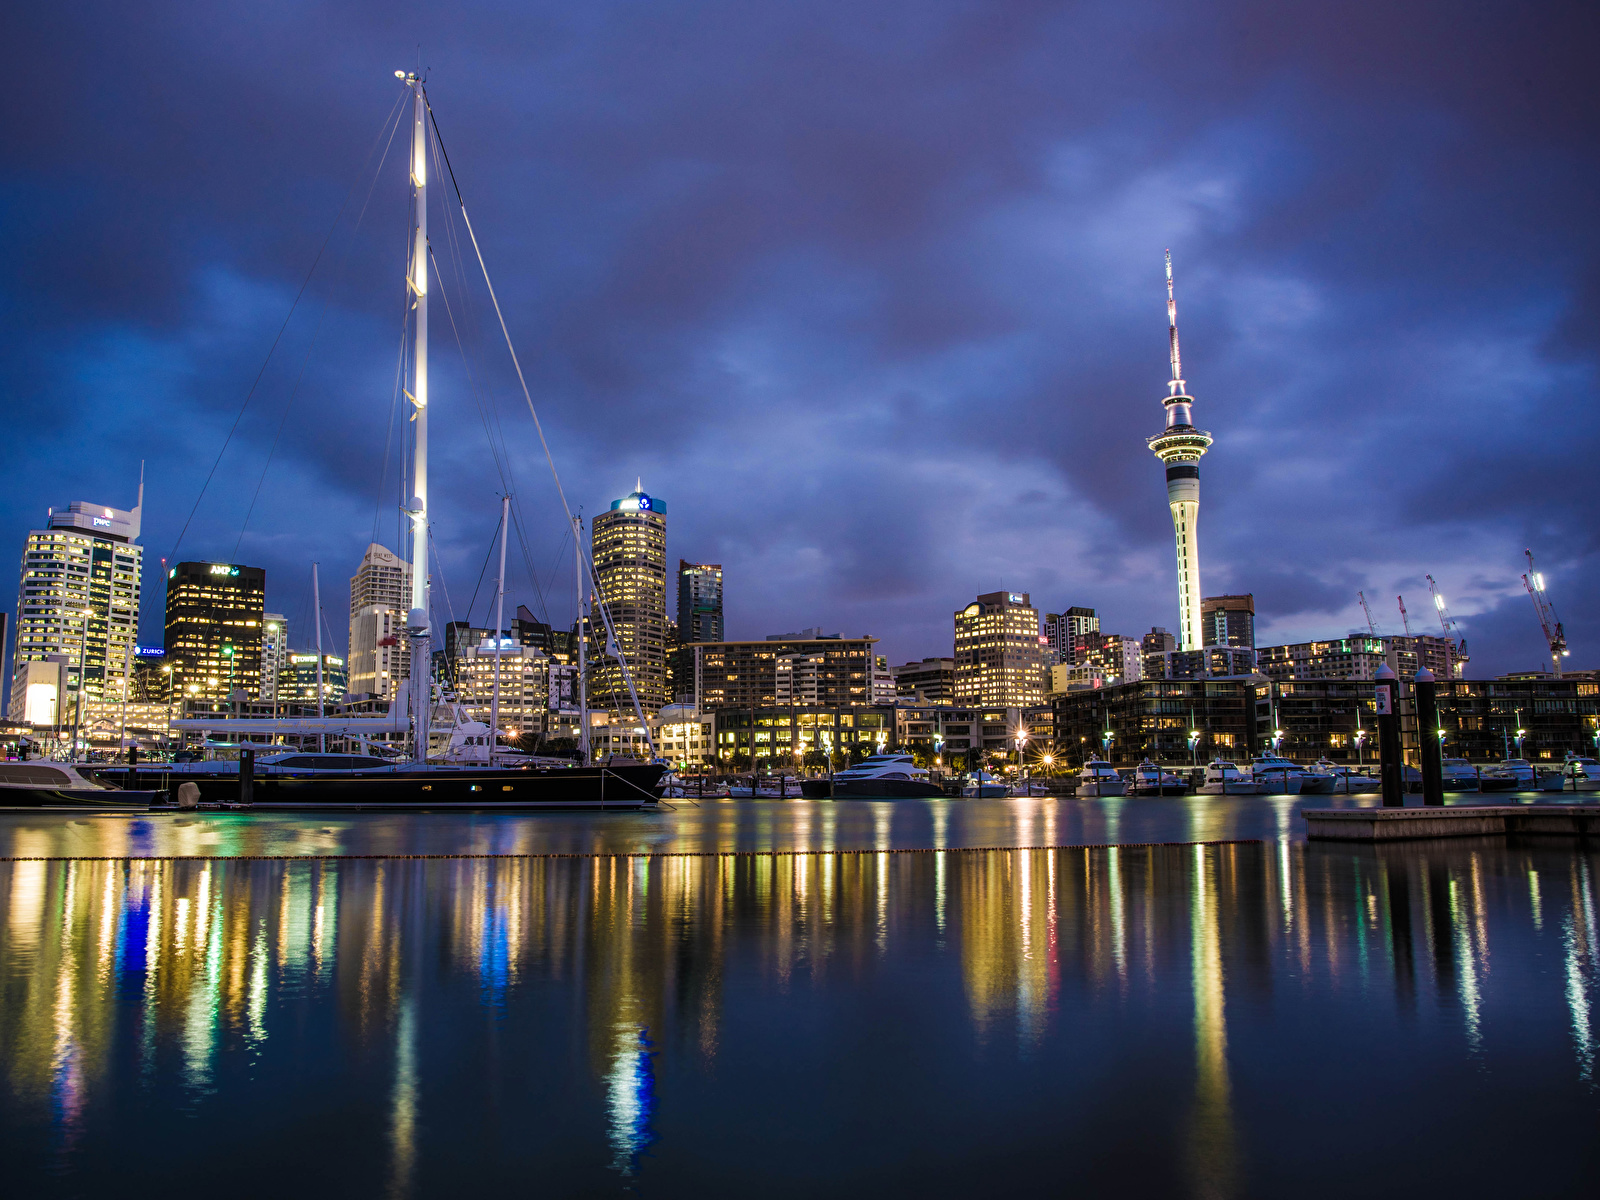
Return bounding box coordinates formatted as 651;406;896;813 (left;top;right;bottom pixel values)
2;799;1597;1197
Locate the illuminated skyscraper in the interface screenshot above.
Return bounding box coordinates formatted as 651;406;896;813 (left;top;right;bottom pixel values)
676;561;724;644
347;543;411;700
163;561;266;701
953;591;1046;706
591;486;669;715
8;492;144;724
1147;252;1214;652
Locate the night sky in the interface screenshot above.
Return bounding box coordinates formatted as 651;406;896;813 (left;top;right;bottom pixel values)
5;1;1596;676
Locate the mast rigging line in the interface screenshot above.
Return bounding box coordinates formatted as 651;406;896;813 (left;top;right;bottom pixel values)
171;88;409;563
423;89;653;752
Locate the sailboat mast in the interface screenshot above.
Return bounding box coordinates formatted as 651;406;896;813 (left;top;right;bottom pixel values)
490;495;508;755
575;514;589;766
313;562;325;752
398;71;432;762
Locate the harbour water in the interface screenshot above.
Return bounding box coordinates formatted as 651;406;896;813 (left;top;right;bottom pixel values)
2;798;1596;1197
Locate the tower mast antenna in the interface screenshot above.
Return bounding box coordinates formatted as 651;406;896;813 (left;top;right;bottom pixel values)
1166;249;1183;392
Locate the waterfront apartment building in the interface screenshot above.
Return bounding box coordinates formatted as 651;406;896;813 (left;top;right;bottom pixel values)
676;561;724;645
260;614;289;703
1201;594;1255;649
893;657;954;703
163;562;266;701
894;704;1052;761
1256;634;1459;683
714;704;894;768
590;488;669;714
1043;607;1099;665
683;634;876;710
278;652;348;705
1144;646;1258;680
8;495;144;725
1052;678;1259;767
953;591;1046;707
347;543;411;700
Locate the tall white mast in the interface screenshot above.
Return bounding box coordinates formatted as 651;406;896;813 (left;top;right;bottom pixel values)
490;495;509;753
398;71;432;760
575;514;589;766
313;562;325;752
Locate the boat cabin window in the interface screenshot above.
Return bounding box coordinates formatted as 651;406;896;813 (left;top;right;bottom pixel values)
0;764;72;786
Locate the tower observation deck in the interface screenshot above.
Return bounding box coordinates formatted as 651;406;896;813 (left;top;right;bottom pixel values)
1146;251;1213;652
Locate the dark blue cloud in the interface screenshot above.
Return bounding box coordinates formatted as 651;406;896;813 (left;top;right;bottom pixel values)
2;0;1595;676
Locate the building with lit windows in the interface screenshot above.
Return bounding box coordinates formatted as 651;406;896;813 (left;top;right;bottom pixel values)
277;652;347;705
260;614;289;703
453;638;551;738
1202;594;1255;649
953;591;1046;707
1048;633;1143;692
683;634;876;710
590;487;669;714
676;561;723;644
893;657;955;703
1043;606;1099;665
347;543;411;699
1256;634;1459;683
9;494;145;725
162;562;266;702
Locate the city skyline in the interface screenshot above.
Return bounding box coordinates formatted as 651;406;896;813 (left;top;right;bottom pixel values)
2;2;1595;680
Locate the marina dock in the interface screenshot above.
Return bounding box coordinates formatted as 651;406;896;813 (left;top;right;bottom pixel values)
1303;804;1600;841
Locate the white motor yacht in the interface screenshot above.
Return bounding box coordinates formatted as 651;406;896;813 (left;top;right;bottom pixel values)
0;759;163;809
1246;755;1312;795
1126;759;1188;796
814;754;944;799
1312;760;1380;793
1481;759;1564;793
1562;754;1600;792
1196;760;1267;795
961;769;1011;798
1075;760;1127;797
1441;758;1482;790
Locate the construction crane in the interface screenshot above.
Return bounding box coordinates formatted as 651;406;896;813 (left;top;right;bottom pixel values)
1521;549;1569;677
1425;574;1469;675
1397;595;1412;637
1357;591;1378;637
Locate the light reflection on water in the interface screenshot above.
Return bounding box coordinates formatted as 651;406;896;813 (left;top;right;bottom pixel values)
2;839;1598;1197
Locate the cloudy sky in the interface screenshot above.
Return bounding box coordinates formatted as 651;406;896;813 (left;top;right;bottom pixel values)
5;0;1595;676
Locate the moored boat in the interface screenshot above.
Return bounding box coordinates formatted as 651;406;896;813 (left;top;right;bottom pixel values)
1196;760;1266;795
808;754;944;799
1126;759;1187;796
1075;760;1126;797
0;759;164;810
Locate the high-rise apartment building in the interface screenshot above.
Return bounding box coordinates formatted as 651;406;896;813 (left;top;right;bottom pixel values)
953;591;1046;707
1043;607;1099;665
1202;594;1255;649
677;561;724;644
8;494;144;724
682;634;876;709
163;562;266;701
591;487;669;714
260;613;289;703
348;543;411;700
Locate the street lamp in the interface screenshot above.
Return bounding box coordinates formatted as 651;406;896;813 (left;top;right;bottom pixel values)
1189;729;1201;767
162;665;174;753
221;643;236;716
1354;727;1367;769
1515;728;1527;758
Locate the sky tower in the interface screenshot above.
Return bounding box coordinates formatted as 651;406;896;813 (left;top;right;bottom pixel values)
1146;251;1214;652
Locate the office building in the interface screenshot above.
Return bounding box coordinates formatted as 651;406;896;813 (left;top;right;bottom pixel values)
9;492;144;724
1049;633;1143;692
1144;646;1258;680
953;591;1046;707
871;655;896;704
1146;253;1215;651
260;614;289;703
347;543;412;700
682;634;876;710
591;487;669;714
454;637;550;738
163;561;266;701
278;651;347;705
677;561;724;644
1043;607;1099;665
893;657;955;703
1201;594;1255;649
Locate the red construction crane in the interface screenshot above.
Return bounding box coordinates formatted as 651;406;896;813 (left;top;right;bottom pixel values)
1521;549;1569;677
1426;574;1469;675
1357;591;1378;637
1397;595;1412;637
